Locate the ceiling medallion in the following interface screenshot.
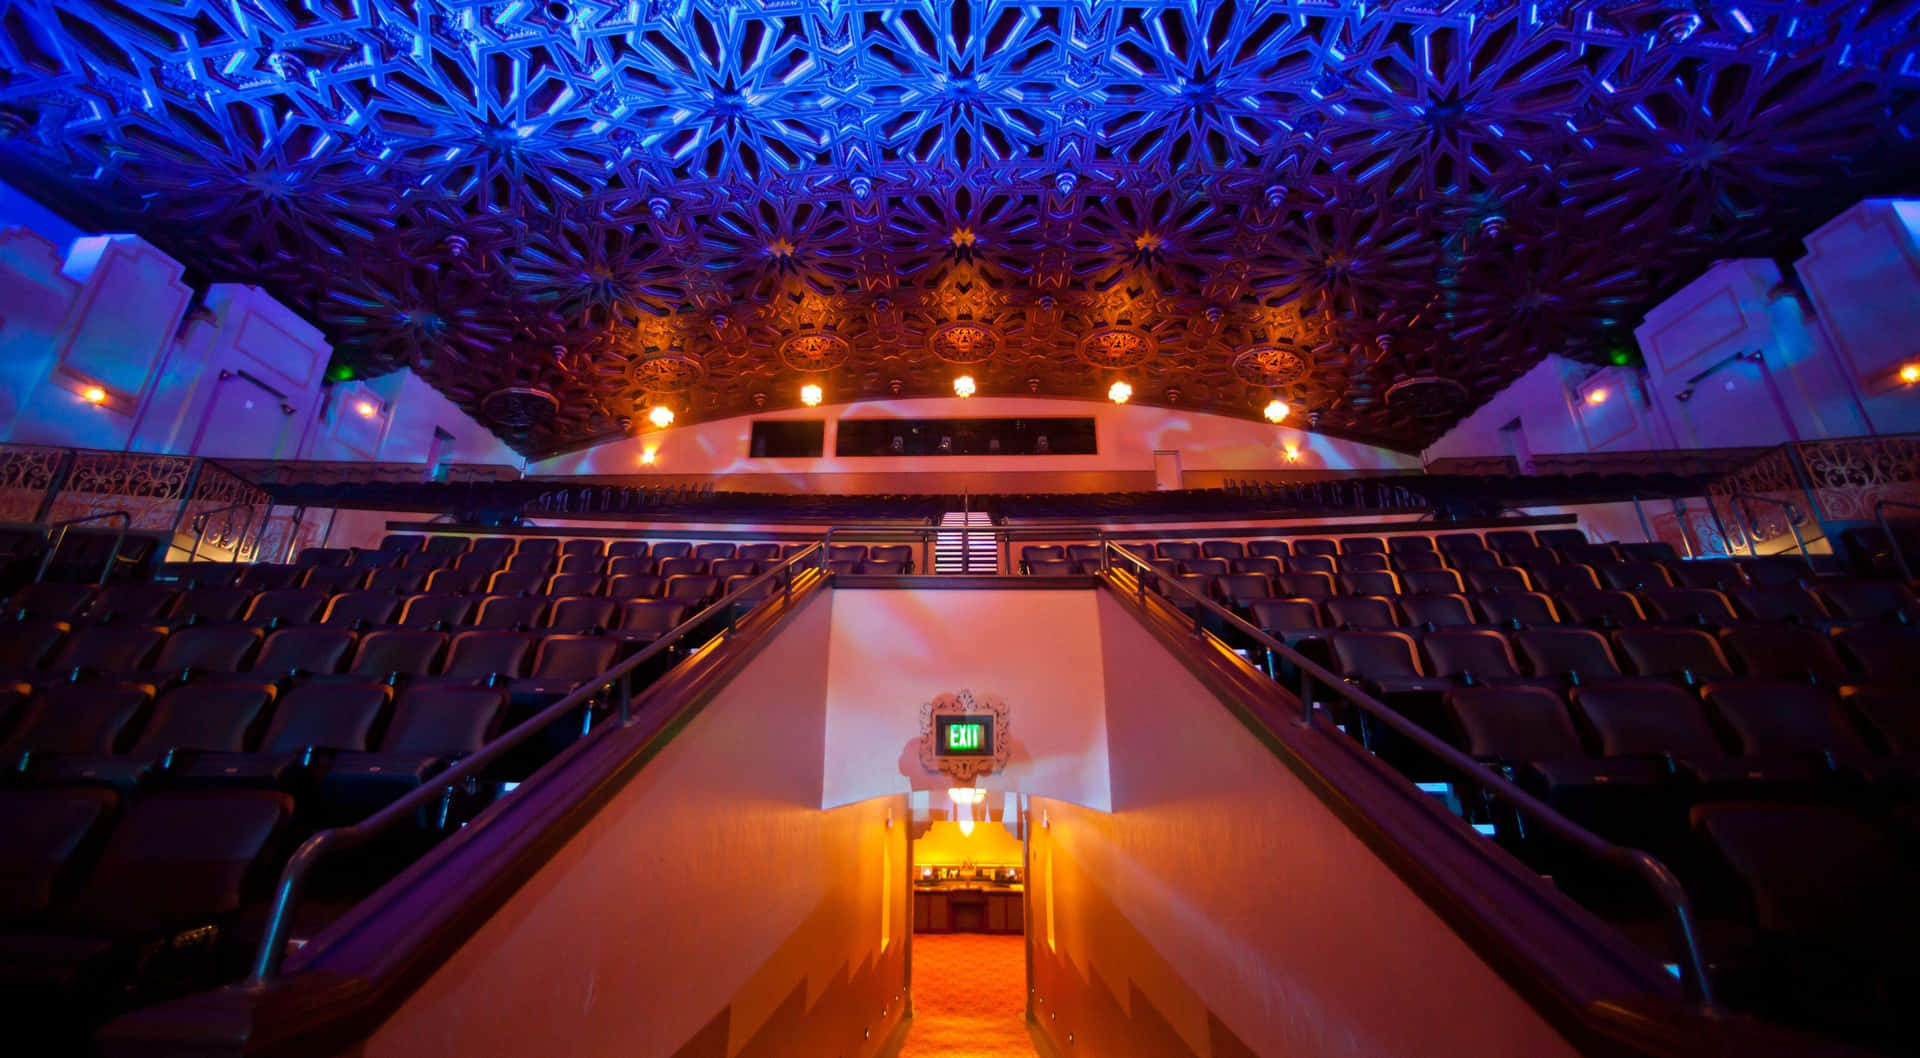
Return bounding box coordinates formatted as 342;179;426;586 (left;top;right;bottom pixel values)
625;354;705;392
928;321;1001;364
1384;375;1471;418
778;332;852;372
480;387;560;429
1077;326;1157;369
1232;344;1311;387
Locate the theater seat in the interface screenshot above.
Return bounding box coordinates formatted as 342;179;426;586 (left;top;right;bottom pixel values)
1729;585;1829;624
1399;568;1464;595
1690;801;1920;1039
252;626;355;677
1639;588;1739;626
0;787;120;920
607;574;665;599
1514;628;1623;684
317;686;507;822
473;595;548;630
1701;680;1868;760
1;682;154;765
1601;563;1674;591
0;619;69;671
1614;627;1733;683
1328;631;1452;697
737;543;782;564
34;683;277;790
1464;567;1530;594
546;596;620;634
1557;590;1646;628
1717;624;1847;684
146;623;262;675
1389;551;1447;573
1397;593;1474;630
1832;625;1920;681
321;591;401;628
1323;596;1396;630
614;600;690;645
440;631;534;681
1472;592;1559;629
169;681;392;790
1422;629;1527;685
46;622;167;675
1818;581;1920;624
348;630;447;679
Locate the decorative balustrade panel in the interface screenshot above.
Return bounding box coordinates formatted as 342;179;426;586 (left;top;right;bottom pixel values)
1790;436;1920;523
1706;445;1808;554
43;450;196;531
0;445;69;523
177;461;278;560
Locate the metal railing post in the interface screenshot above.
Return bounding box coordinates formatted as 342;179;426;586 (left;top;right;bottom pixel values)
31;449;76;524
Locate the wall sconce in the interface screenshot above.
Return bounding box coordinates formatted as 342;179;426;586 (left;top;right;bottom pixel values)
1283;444;1300;462
1264;399;1290;423
648;405;675;428
82;386;107;405
355;399;379;418
1586;387;1609;405
1108;380;1132;404
1901;364;1920;386
800;383;824;406
953;375;976;398
640;447;657;465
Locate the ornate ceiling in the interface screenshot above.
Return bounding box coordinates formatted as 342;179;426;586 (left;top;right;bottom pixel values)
3;1;1918;456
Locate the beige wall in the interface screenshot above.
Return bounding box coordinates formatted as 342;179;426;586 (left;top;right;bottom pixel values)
1019;592;1581;1058
821;587;1112;811
361;592;910;1058
530;395;1418;493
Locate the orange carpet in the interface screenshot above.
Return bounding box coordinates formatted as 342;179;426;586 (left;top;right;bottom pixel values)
896;933;1038;1058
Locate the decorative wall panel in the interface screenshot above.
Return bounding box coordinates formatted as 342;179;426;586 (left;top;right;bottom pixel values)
2;1;1917;455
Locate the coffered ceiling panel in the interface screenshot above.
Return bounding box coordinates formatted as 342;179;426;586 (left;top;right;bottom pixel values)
2;0;1917;455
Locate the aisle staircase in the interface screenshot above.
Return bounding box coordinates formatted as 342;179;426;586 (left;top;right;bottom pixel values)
934;511;997;573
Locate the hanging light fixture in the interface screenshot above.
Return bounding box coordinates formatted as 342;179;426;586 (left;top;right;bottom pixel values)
953;375;976;398
1264;398;1290;423
800;383;824;407
1108;380;1132;404
648;405;675;428
948;787;986;837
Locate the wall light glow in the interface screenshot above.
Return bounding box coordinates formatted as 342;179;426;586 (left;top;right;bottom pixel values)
81;386;107;405
953;375;976;398
1901;364;1920;385
1283;444;1300;462
1108;380;1132;404
800;383;823;407
1264;399;1289;423
355;399;378;418
1586;387;1609;405
640;447;657;465
648;405;675;428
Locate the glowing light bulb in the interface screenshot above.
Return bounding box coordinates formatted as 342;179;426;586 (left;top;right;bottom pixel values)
1283;444;1300;463
1586;387;1609;405
800;383;823;407
1901;364;1920;385
953;375;976;398
640;448;657;465
1108;380;1132;404
1264;399;1290;423
355;399;377;418
81;386;107;405
648;405;674;428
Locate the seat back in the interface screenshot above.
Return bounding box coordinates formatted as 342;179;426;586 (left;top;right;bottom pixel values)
64;790;293;936
245;589;328;625
1323;596;1396;630
1274;573;1334;600
443;632;534;679
350;629;447;677
1614;627;1733;681
0;787;119;919
380;687;507;755
1250;598;1323;636
260;682;391;753
322;591;400;627
364;568;428;595
474;595;549;629
1423;629;1522;682
1571;680;1724;758
1397;594;1473;629
150;624;262;673
1200;540;1245;560
3;682;152;755
1473;592;1558;628
1515;628;1621;682
1718;624;1847;683
52;622;166;672
254;626;355;676
1447;686;1583;762
131;684;275;754
1702;680;1867;756
1329;631;1426;681
547;595;620;633
530;636;621;680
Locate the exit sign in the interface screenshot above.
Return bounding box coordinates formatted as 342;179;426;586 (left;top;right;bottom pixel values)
935;715;994;757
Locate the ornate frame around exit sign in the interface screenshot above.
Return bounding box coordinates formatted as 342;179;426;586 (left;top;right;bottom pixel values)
918;689;1010;784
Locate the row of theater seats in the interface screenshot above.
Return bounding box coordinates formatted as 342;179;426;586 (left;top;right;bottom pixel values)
0;530;844;1048
1096;527;1920;1044
0;787;294;1048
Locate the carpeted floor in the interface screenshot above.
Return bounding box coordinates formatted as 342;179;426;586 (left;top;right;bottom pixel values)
896;932;1038;1058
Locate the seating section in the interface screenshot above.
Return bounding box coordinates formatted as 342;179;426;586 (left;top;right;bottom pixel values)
0;529;832;1042
1080;523;1920;1047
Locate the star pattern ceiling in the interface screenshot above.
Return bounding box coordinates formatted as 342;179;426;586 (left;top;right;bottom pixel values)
3;0;1919;455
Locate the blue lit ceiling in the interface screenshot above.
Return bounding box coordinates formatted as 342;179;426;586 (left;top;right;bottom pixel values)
3;1;1918;455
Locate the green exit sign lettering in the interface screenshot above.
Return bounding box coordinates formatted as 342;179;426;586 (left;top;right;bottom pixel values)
935;715;994;757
